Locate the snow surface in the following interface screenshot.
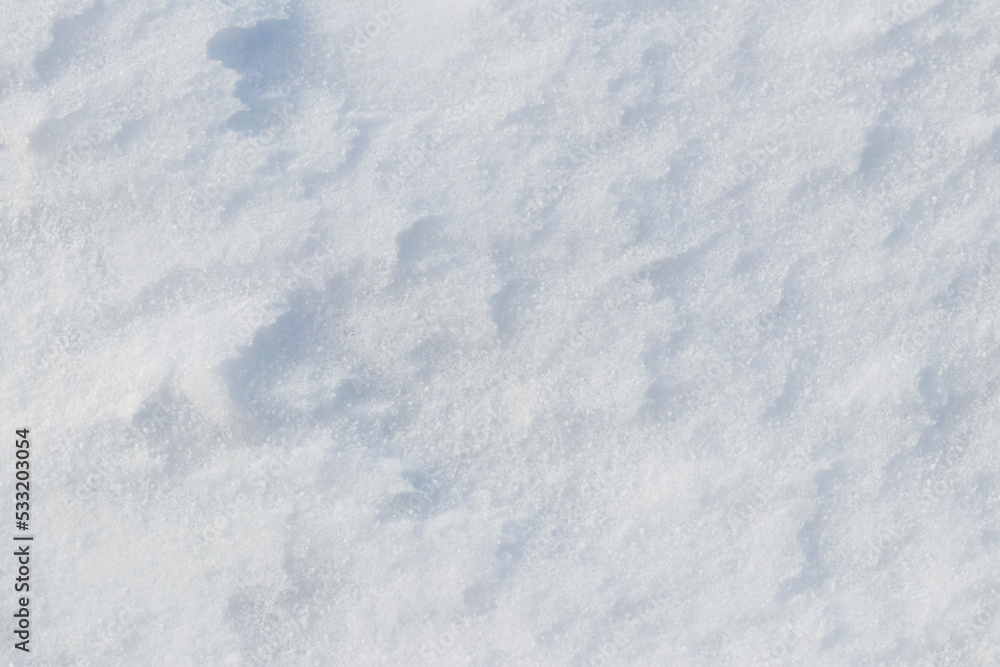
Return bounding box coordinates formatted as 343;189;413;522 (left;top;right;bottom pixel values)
3;0;1000;664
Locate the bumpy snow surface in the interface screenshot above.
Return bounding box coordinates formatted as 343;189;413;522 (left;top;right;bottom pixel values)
3;0;1000;664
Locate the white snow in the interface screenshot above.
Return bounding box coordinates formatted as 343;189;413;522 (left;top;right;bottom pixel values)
3;0;1000;664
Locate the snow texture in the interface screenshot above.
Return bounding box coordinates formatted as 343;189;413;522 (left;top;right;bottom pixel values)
3;0;1000;665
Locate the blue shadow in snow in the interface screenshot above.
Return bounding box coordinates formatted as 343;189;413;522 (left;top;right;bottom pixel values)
207;17;300;135
33;1;105;85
